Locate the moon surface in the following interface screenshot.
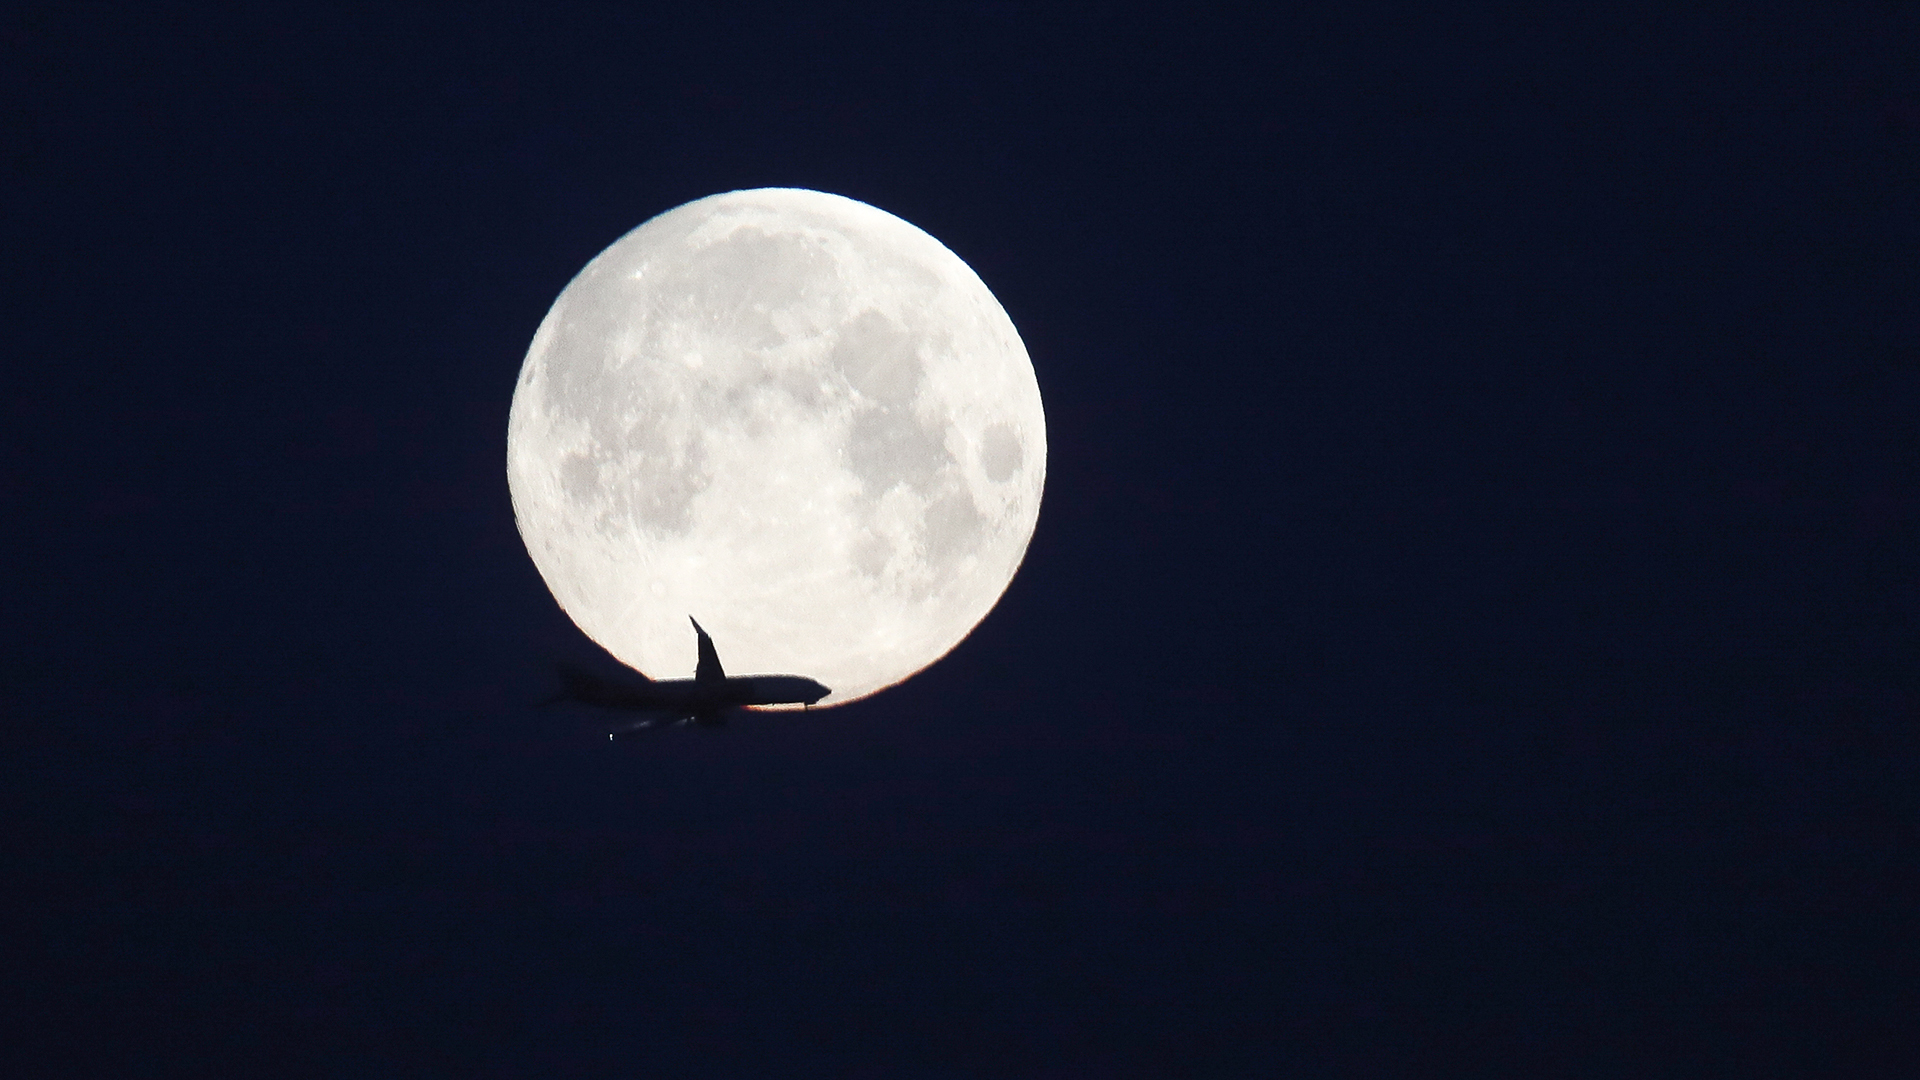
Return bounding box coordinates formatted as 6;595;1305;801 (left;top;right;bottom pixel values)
507;189;1045;705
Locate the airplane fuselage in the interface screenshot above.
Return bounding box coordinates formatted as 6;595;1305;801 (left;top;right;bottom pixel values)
555;617;831;732
609;674;830;712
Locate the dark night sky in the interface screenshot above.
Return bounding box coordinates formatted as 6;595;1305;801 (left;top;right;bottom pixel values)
5;6;1918;1076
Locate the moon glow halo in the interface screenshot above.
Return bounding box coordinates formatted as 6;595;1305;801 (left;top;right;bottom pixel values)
507;189;1046;705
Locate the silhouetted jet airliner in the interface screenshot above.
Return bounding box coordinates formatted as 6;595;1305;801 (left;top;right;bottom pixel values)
548;617;831;736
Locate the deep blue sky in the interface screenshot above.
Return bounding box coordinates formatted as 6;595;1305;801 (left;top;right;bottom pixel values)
6;6;1918;1076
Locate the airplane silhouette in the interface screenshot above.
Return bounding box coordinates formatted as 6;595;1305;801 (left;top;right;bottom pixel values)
547;617;831;736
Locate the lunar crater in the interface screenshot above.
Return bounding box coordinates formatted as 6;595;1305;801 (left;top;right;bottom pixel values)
979;422;1024;483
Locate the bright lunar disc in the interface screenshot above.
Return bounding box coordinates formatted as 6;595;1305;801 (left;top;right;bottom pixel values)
507;189;1045;705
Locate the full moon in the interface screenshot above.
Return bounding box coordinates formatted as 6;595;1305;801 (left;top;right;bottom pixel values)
507;189;1046;705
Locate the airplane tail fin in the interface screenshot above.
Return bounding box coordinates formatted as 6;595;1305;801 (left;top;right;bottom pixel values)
690;616;725;685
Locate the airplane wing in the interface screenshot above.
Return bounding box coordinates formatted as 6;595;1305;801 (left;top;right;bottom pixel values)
548;662;660;710
608;708;696;736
